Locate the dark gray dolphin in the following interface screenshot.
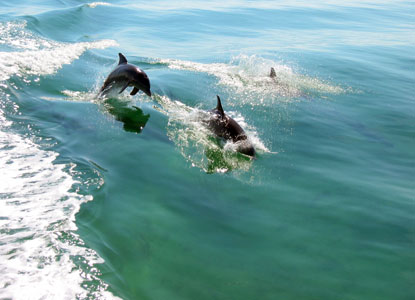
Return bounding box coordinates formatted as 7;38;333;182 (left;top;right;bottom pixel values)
208;95;255;157
99;53;151;97
270;67;276;78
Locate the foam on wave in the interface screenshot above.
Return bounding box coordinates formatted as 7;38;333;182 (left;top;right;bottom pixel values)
0;21;117;82
86;2;112;9
0;106;119;299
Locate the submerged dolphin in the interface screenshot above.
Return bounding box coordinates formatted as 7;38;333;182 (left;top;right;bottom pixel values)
207;96;255;157
99;53;151;97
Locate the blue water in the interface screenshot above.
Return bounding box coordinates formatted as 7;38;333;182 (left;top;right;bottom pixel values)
0;1;414;299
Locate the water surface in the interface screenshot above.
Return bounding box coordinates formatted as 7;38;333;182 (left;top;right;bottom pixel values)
0;1;414;299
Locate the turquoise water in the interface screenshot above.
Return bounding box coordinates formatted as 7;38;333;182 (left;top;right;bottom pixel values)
0;1;414;299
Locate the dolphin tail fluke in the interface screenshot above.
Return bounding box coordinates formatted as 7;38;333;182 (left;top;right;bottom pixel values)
130;87;139;96
216;95;225;117
270;67;276;78
118;53;128;65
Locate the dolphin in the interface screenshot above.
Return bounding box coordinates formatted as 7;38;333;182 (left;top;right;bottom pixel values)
270;67;276;78
207;95;255;157
99;53;151;97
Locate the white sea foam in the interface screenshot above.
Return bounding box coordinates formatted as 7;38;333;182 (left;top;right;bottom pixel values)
86;2;112;8
0;39;117;81
0;109;119;300
0;22;52;51
0;21;117;82
0;21;120;299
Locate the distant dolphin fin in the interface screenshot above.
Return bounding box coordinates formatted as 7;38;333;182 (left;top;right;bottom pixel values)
119;81;130;94
130;87;139;96
118;53;128;65
216;95;225;118
270;67;276;78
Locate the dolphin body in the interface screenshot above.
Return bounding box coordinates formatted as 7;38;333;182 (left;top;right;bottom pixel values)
207;96;255;157
99;53;151;97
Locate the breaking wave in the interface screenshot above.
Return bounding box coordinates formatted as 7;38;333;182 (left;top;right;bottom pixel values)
0;21;117;82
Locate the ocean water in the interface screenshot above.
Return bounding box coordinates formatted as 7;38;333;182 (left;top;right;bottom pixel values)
0;0;413;299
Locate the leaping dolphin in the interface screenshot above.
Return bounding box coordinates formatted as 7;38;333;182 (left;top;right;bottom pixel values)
207;96;255;157
99;53;151;97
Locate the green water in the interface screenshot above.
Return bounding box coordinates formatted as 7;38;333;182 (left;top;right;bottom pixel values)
0;1;413;299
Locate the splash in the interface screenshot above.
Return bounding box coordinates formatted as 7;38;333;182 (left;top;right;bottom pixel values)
153;94;269;173
61;88;151;104
61;90;99;102
159;54;345;102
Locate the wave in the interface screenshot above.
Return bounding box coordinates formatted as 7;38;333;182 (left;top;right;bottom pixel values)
0;21;119;299
0;21;117;82
0;106;119;300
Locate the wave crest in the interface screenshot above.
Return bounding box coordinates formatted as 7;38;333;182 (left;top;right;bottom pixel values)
0;21;117;82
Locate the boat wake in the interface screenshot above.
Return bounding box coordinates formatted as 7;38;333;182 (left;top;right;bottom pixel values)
0;20;119;299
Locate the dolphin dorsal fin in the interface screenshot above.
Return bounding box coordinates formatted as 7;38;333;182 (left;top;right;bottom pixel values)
216;95;225;118
118;53;128;65
270;67;276;78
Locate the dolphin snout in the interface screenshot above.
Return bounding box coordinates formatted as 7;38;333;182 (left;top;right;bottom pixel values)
236;139;256;157
239;145;256;157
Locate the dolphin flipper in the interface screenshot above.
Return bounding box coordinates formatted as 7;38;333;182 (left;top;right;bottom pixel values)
118;53;128;65
130;87;139;96
119;81;130;94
